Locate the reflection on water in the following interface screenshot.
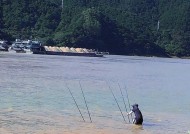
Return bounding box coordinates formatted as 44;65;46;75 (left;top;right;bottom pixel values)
0;52;190;134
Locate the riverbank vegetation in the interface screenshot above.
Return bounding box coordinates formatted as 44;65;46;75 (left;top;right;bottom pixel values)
1;0;190;57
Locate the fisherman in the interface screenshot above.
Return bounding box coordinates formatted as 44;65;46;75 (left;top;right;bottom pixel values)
127;104;143;125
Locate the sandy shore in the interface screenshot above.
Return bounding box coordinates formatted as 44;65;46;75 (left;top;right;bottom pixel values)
0;125;151;134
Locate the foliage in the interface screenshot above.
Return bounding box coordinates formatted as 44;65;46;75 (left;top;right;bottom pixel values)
1;0;190;57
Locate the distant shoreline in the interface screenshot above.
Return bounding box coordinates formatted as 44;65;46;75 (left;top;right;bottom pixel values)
169;56;190;59
1;51;190;60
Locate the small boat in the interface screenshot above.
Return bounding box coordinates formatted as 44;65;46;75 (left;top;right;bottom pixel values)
0;41;9;51
9;39;41;54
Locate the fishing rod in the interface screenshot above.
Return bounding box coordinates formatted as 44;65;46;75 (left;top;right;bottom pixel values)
107;83;127;124
65;83;85;122
79;81;92;123
124;85;133;121
118;83;131;123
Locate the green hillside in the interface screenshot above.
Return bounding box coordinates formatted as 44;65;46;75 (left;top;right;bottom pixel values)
1;0;190;57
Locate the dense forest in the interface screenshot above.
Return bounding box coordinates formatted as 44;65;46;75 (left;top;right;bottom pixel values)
0;0;190;57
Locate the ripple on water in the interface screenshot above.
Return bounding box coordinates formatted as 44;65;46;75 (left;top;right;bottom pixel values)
0;54;190;134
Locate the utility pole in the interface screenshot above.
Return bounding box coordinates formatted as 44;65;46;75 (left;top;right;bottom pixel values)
0;0;3;28
157;20;160;31
61;0;63;9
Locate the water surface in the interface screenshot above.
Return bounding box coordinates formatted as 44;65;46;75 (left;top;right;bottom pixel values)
0;52;190;134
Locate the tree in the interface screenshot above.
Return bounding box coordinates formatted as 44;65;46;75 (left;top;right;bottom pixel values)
1;0;190;56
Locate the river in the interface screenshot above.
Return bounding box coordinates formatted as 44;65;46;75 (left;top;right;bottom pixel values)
0;52;189;134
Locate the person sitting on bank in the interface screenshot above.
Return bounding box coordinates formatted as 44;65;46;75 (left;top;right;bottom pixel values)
127;104;143;125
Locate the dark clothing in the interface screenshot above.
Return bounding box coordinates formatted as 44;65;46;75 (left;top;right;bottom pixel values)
132;104;143;125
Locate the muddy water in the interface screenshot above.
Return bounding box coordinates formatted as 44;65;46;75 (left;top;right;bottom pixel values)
0;52;190;134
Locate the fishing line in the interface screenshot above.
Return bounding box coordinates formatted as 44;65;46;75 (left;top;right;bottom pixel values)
118;83;131;123
107;83;127;124
124;85;133;121
65;82;85;122
79;81;92;123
